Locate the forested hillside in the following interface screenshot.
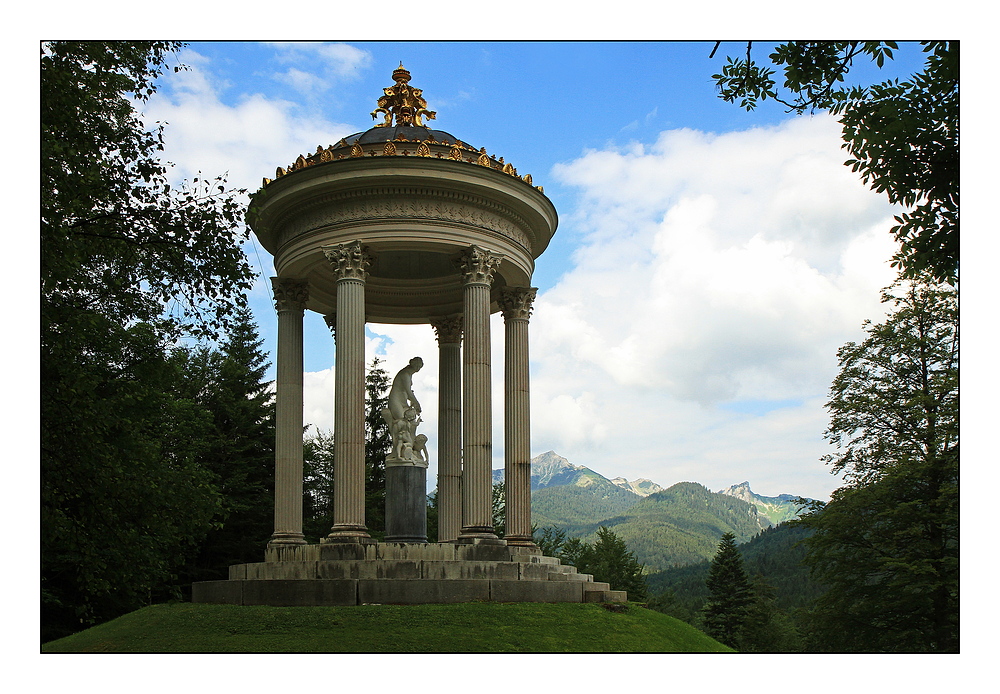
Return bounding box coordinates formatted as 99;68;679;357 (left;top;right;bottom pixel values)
646;522;825;613
571;482;772;570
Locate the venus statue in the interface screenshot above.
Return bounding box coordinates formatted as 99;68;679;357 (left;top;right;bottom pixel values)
383;357;428;466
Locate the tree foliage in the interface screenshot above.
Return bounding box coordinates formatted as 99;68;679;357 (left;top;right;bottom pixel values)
557;527;648;599
796;282;959;652
41;41;259;642
701;532;753;649
172;308;275;590
713;41;958;285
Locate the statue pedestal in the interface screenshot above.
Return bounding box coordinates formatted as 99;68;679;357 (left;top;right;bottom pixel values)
385;462;428;543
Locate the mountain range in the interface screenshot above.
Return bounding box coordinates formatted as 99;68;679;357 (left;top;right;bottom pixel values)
494;451;811;571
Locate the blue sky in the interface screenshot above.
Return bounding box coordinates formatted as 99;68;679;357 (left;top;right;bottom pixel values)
138;40;938;501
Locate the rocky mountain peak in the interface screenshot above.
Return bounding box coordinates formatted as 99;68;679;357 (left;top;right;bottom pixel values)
611;476;666;497
719;481;755;503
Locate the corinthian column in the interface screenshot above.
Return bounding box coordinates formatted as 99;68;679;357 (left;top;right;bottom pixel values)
499;287;538;547
431;316;463;542
269;277;309;547
455;246;502;540
323;241;373;542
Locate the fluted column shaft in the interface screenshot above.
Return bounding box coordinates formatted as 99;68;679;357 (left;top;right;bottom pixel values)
269;278;308;547
456;246;502;539
324;241;373;541
432;317;463;542
500;287;537;546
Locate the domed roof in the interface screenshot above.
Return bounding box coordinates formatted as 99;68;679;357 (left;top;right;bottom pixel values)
257;64;542;193
342;124;475;150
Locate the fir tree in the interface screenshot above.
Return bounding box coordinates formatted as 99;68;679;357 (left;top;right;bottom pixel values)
173;307;275;590
702;532;754;649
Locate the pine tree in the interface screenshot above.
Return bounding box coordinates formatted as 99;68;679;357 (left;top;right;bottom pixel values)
702;532;754;649
172;307;275;591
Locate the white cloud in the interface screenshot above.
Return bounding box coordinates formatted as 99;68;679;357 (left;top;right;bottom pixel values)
142;48;359;193
526;114;900;499
270;42;373;93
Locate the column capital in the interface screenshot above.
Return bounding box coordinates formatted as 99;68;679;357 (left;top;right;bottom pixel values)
499;286;538;322
271;277;309;312
323;240;373;282
455;245;502;286
431;315;463;344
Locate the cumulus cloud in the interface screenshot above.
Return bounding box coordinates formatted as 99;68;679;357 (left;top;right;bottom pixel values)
525;114;901;499
142;47;359;193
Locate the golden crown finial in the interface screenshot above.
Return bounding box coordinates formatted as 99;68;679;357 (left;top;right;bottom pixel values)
372;64;436;127
392;63;411;84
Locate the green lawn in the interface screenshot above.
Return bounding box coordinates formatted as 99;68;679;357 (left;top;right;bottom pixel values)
42;601;733;653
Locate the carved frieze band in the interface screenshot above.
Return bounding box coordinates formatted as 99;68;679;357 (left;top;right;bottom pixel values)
431;315;463;344
456;246;502;286
271;277;309;312
323;240;373;282
278;190;532;251
499;287;538;321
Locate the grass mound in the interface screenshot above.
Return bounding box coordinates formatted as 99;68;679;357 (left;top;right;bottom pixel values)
42;601;732;653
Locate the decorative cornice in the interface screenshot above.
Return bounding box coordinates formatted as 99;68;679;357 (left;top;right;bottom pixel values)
455;245;502;286
430;315;463;344
323;240;373;282
276;188;533;252
499;287;538;321
271;277;309;312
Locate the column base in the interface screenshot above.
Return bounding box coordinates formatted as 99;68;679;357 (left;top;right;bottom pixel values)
267;532;306;548
323;526;374;544
503;535;537;548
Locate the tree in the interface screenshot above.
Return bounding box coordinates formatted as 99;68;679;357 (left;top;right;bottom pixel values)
533;526;567;557
41;41;254;642
302;427;337;541
492;481;506;537
172;307;275;591
712;42;958;285
701;532;753;649
364;358;391;536
558;527;647;600
796;282;958;652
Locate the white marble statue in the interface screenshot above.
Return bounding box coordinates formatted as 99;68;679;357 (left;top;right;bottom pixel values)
382;357;428;466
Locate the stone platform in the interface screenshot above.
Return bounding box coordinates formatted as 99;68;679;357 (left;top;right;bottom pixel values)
191;541;626;606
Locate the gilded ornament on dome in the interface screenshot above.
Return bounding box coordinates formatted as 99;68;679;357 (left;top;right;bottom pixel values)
416;142;430;157
350;143;364;158
384;142;397;156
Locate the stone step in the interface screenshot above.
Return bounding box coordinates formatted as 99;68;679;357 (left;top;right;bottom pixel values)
547;571;593;582
582;589;628;604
